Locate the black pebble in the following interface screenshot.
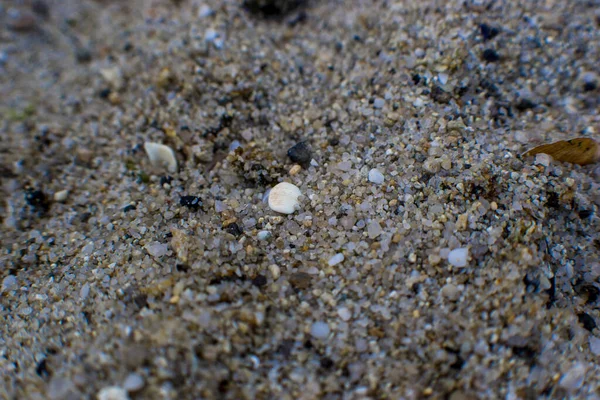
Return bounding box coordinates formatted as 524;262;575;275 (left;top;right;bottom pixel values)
328;137;339;146
320;357;334;369
252;275;267;287
25;189;50;212
99;88;111;99
482;48;500;62
35;358;50;378
160;176;173;186
431;85;451;104
515;98;536;111
584;81;597;92
479;23;500;41
287;141;312;167
180;196;202;210
176;263;190;272
225;223;243;237
577;312;597;332
122;204;136;213
578;209;593;219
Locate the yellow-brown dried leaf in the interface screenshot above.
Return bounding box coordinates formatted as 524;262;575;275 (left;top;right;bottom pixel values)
523;138;600;165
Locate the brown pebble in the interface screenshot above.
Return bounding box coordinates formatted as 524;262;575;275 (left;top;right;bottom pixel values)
289;272;312;290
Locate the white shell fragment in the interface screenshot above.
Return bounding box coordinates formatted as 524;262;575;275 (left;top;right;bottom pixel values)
448;247;469;267
268;182;301;214
144;142;178;173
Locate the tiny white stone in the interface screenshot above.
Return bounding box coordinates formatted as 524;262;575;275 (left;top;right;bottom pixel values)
367;220;382;239
328;253;344;267
145;241;168;257
368;168;384;184
438;73;449;85
257;230;272;241
448;248;469;267
123;373;145;393
143;142;178;173
337;307;352;321
2;275;17;292
373;98;385;109
268;264;281;280
558;363;587;391
97;386;129;400
80;283;90;300
53;190;69;202
268;182;301;214
310;321;330;339
589;336;600;356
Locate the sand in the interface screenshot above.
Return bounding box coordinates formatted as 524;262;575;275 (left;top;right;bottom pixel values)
1;0;600;399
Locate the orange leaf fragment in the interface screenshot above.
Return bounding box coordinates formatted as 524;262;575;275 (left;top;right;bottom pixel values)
523;137;600;165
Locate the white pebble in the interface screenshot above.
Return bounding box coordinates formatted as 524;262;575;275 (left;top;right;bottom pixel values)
337;307;352;321
80;283;90;300
123;373;145;392
589;336;600;356
268;264;281;280
145;241;168;257
558;363;587;391
268;182;301;214
368;168;384;184
367;220;382;239
328;253;344;267
441;283;460;301
143;142;178;173
53;190;69;202
310;321;330;339
438;73;449;85
2;275;17;292
535;153;551;167
257;230;272;241
97;386;129;400
448;248;469;267
373;98;385;109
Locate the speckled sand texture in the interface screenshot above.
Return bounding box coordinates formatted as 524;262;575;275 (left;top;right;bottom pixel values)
1;0;600;399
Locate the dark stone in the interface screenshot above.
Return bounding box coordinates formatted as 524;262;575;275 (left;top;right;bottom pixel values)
577;284;599;304
287;141;312;167
545;192;560;209
180;196;202;210
320;357;334;369
431;85;452;104
515;98;536;111
25;189;50;212
479;23;500;41
412;73;421;85
482;48;500;62
578;209;593;219
99;88;111;99
243;0;305;18
584;81;597;92
176;263;190;272
224;223;243;237
160;176;173;186
252;275;268;287
133;294;148;309
122;204;136;213
35;358;50;378
328;137;339;146
75;48;92;63
289;272;312;290
32;1;50;18
577;312;597;332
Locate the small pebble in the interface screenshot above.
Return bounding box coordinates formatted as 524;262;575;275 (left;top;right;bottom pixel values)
257;230;272;241
310;321;330;339
482;48;500;62
287;142;312;167
589;336;600;356
289;164;302;175
367;220;382;239
441;283;460;301
368;168;384;184
268;182;301;214
268;264;280;280
337;307;352;321
2;275;17;292
328;253;344;267
53;190;69;202
123;373;145;393
373;98;385;109
97;386;129;400
558;363;587;391
143;142;178;173
448;248;469;267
